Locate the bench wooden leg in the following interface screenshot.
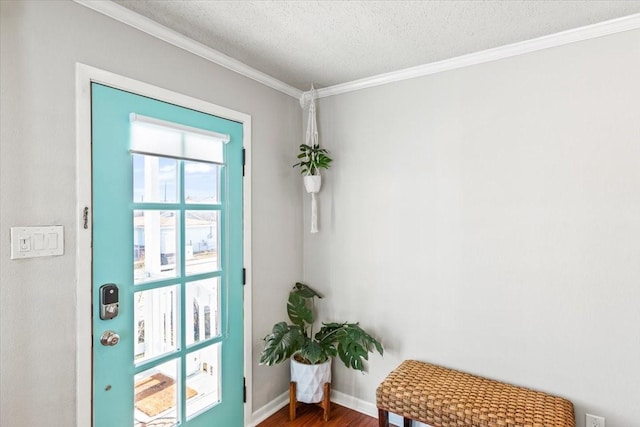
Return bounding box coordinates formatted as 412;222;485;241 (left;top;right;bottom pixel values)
378;408;389;427
404;418;412;427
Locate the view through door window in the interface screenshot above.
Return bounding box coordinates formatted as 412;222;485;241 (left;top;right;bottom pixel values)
131;120;225;426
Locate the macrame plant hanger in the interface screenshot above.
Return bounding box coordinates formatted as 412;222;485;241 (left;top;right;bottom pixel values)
302;85;321;233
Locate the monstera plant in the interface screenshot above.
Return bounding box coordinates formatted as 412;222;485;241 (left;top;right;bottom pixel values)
259;283;383;404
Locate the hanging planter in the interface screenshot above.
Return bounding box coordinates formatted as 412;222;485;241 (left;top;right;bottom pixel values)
294;85;332;234
303;175;322;194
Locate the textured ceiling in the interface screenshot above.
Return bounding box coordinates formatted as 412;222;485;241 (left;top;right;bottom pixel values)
113;0;640;91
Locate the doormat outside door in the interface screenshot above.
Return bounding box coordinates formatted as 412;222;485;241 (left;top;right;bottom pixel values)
135;373;198;417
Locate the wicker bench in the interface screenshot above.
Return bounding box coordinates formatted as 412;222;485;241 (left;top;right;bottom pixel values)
377;360;574;427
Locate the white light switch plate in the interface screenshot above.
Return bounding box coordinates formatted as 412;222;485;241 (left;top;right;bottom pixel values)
10;226;64;259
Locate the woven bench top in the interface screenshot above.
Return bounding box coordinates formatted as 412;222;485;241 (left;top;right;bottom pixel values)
377;360;574;427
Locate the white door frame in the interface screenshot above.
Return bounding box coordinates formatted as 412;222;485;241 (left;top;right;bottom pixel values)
75;63;253;426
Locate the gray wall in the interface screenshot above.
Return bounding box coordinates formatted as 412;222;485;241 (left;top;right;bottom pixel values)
306;29;640;427
0;1;301;426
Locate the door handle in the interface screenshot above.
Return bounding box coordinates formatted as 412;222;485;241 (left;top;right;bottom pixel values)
100;330;120;346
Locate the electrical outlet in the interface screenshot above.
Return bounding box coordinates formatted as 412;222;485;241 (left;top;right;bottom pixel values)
586;414;605;427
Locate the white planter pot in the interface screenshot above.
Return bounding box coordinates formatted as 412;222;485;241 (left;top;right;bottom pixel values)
303;174;322;194
290;358;331;403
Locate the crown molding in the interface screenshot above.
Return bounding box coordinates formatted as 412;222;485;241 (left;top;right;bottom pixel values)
73;0;304;99
74;1;638;102
312;13;640;99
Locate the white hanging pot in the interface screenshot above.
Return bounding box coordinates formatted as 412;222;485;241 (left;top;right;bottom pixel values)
303;174;322;194
290;357;332;403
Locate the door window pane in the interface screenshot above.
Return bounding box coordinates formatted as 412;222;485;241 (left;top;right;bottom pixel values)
185;211;218;275
132;154;178;203
185;344;222;419
134;285;179;363
184;161;220;204
134;359;179;427
134;210;179;284
186;278;220;346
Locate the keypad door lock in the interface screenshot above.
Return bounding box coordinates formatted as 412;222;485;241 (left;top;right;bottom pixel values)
99;283;119;320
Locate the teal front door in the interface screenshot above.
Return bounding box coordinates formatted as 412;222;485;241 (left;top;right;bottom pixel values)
92;83;244;427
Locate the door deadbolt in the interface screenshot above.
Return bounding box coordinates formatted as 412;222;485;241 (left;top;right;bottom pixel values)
99;283;119;320
100;331;120;346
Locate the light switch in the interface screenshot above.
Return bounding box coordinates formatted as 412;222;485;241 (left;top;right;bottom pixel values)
48;233;58;249
11;226;64;259
19;236;31;252
33;233;45;250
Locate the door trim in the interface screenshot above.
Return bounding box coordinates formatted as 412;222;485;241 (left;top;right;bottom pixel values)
75;63;253;427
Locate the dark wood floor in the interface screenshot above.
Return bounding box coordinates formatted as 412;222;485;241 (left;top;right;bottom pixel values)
256;402;392;427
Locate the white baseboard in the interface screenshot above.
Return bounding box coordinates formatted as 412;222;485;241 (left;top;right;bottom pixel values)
329;389;378;417
248;389;378;426
329;390;429;426
248;388;429;427
248;391;288;426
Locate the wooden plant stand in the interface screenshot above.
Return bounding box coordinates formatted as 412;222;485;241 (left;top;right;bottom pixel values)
289;381;331;421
